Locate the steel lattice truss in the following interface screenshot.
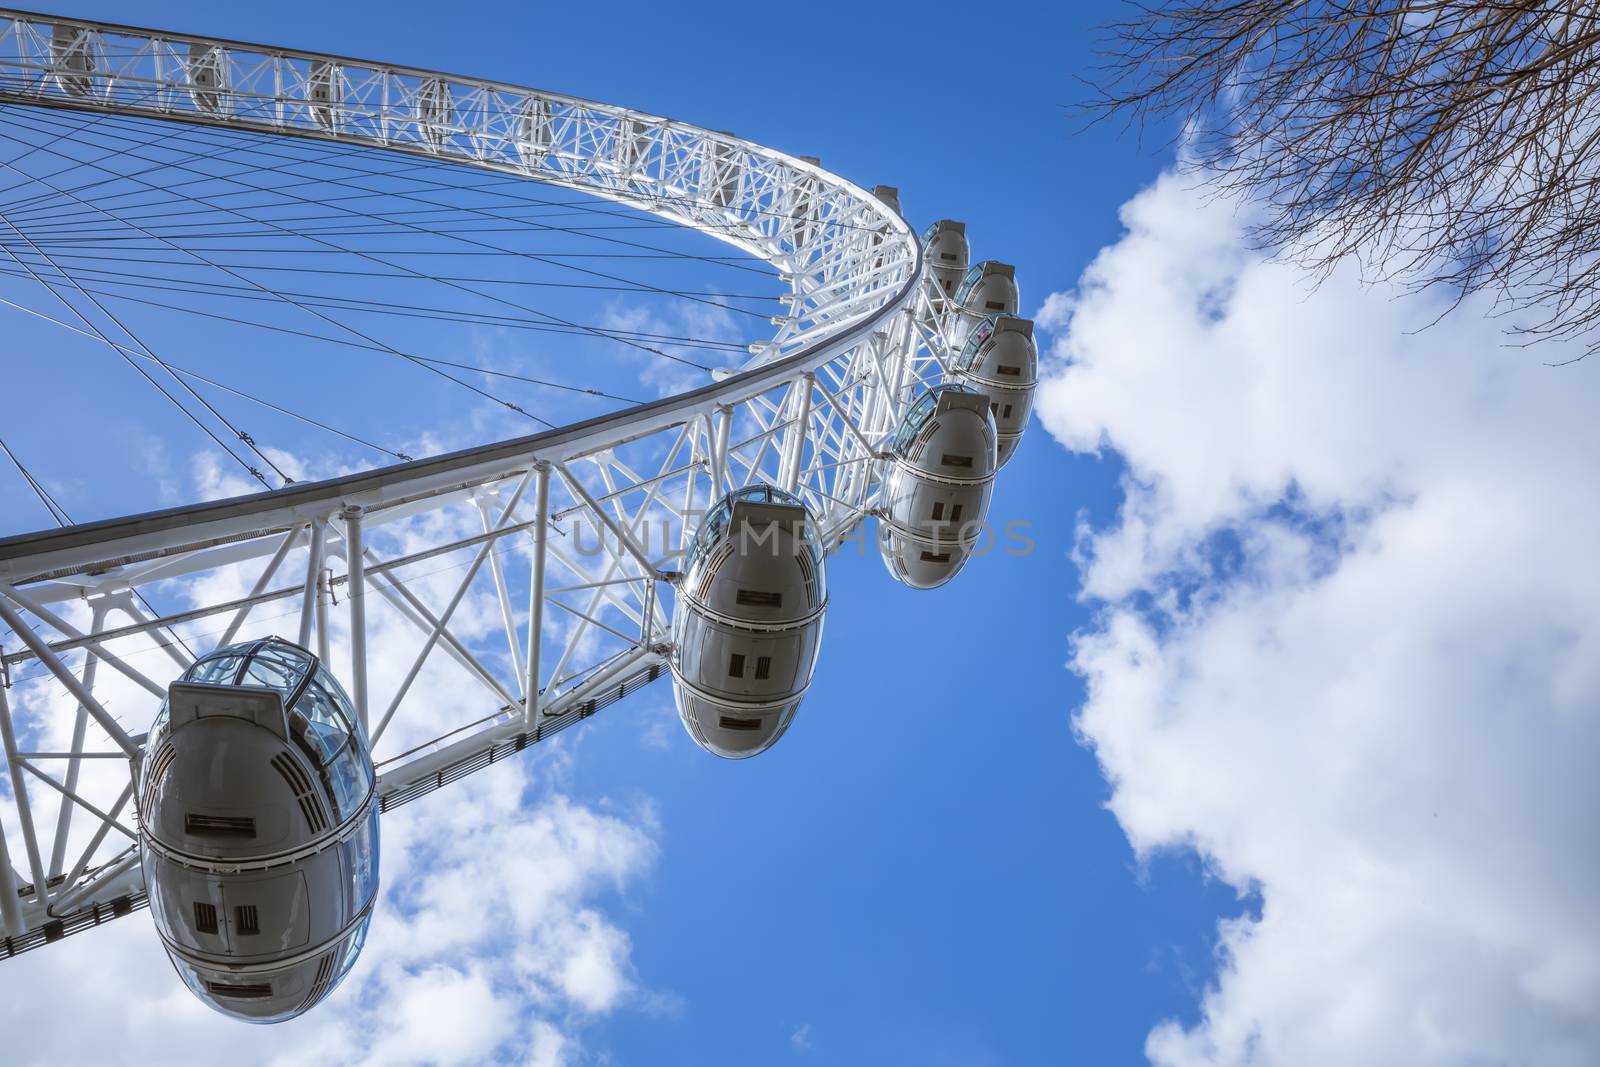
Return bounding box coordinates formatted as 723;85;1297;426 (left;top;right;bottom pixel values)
0;9;965;957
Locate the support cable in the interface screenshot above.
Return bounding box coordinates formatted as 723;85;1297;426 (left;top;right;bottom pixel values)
0;211;277;486
0;436;198;660
0;104;723;374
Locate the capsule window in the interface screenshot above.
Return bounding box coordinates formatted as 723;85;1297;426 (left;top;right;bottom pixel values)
193;901;218;935
736;589;783;608
718;716;762;731
920;550;953;563
950;504;964;523
729;653;745;678
184;813;256;838
941;454;973;468
205;981;273;1000
1002;404;1014;418
754;656;771;680
931;502;945;521
236;905;260;936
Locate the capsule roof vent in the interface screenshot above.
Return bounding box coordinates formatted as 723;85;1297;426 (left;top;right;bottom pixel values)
718;716;763;732
735;589;782;608
301;950;339;1010
940;454;974;469
997;364;1022;377
271;752;329;834
796;548;819;603
192;901;218;935
909;419;941;461
143;741;178;810
236;905;260;936
695;542;736;601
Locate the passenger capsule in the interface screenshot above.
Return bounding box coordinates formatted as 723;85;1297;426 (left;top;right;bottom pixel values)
187;44;226;114
786;156;822;253
702;138;741;209
50;24;94;98
307;61;339;130
416;78;452;149
947;315;1037;467
951;260;1018;347
138;638;378;1024
869;186;901;273
671;485;827;758
614;118;650;174
922;220;969;300
878;386;998;589
518;97;552;163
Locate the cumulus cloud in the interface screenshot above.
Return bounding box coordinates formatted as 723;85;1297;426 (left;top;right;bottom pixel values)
1039;173;1600;1067
0;761;655;1067
1;447;661;1067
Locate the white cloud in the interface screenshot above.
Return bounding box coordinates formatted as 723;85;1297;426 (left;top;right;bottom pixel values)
598;298;741;399
1;450;661;1067
1038;172;1600;1067
0;762;655;1067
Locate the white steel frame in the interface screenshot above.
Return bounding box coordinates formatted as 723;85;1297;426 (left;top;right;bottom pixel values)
0;9;962;957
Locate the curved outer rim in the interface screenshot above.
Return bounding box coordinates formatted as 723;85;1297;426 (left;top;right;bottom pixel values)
0;7;923;580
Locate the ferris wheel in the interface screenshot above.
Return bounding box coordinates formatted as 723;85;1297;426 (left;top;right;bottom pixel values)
0;8;1038;1020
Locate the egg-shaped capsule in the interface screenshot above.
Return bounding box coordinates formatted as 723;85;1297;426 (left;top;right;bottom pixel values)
947;315;1037;467
878;386;998;589
671;484;827;759
138;637;378;1024
922;220;969;300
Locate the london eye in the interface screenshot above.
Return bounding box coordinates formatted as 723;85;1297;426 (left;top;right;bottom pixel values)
0;8;1037;1020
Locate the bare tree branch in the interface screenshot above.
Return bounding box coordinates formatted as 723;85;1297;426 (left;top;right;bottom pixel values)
1082;2;1600;359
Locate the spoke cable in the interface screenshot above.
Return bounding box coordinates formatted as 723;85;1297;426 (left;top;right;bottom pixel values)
0;208;278;486
0;105;726;374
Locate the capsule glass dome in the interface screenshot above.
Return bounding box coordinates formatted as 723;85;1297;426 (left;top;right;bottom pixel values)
138;637;379;1023
672;484;828;758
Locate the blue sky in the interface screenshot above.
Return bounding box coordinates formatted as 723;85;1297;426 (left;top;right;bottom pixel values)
6;3;1595;1067
0;1;1244;1062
